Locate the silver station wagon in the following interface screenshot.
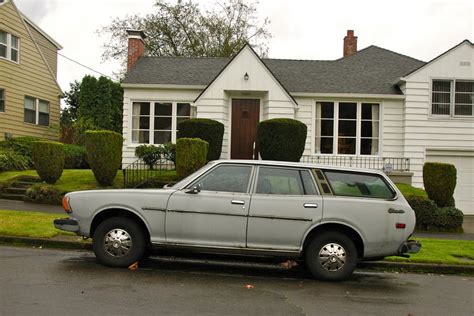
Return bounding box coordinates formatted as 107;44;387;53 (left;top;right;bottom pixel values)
54;160;420;281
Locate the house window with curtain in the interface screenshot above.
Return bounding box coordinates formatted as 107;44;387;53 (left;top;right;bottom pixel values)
432;79;473;117
131;101;195;144
24;96;49;126
315;101;380;156
0;30;19;63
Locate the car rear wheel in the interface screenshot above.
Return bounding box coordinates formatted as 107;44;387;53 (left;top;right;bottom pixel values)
93;217;146;268
305;231;358;281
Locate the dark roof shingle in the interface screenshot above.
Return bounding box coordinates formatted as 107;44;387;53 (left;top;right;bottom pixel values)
123;46;425;95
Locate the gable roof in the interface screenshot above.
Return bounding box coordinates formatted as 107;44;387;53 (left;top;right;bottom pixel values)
402;39;473;79
123;45;426;95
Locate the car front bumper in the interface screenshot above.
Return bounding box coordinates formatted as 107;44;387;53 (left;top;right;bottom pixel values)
54;218;79;233
398;240;421;254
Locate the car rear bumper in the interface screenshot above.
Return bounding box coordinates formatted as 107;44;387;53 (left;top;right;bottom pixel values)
398;240;421;254
54;218;79;233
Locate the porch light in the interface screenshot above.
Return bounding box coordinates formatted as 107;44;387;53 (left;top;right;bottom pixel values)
244;72;249;80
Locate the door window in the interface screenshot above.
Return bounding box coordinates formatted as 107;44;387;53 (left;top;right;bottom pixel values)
324;170;395;199
191;165;252;193
256;167;308;195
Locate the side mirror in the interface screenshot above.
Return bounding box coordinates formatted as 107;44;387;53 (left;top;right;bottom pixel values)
185;185;201;194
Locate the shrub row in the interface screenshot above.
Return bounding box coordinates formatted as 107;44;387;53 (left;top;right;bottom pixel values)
0;151;30;171
64;144;89;169
406;195;463;232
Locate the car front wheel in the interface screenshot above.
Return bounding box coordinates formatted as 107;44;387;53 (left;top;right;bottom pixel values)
93;217;146;268
305;231;358;281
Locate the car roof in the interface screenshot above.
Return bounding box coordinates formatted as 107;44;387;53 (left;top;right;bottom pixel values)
212;159;386;175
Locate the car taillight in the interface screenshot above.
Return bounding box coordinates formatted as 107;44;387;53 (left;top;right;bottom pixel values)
396;223;406;229
62;196;72;214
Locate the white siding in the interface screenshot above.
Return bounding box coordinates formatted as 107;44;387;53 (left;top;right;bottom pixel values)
121;88;200;167
195;46;296;158
401;42;474;188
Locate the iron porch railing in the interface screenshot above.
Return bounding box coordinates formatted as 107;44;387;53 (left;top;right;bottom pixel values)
123;158;174;188
300;156;410;172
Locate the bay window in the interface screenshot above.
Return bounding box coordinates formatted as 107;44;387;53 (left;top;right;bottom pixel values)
432;80;473;117
131;101;194;144
315;101;380;156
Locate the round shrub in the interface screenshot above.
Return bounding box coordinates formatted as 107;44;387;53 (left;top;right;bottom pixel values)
64;144;89;169
176;138;208;179
25;183;63;205
177;119;224;161
256;118;307;162
135;145;162;169
406;196;438;231
433;207;464;232
84;130;123;186
32;141;65;184
423;162;456;207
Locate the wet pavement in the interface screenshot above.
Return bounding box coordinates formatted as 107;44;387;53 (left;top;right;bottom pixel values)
0;246;472;315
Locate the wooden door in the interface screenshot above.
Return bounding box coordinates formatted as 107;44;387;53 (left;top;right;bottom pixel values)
231;99;260;159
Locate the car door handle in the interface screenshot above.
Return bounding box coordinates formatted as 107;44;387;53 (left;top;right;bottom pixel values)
388;208;405;214
304;203;318;208
231;200;245;205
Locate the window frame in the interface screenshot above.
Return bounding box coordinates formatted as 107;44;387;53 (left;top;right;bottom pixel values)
129;100;195;146
0;30;20;64
314;100;382;157
430;78;474;118
187;163;255;194
321;169;397;200
0;88;5;112
252;165;320;196
24;96;50;126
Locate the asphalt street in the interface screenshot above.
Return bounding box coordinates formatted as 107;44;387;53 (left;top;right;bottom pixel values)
0;246;472;315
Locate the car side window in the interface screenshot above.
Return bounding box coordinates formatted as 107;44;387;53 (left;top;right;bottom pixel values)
324;170;395;199
191;165;252;193
301;170;318;195
256;167;305;195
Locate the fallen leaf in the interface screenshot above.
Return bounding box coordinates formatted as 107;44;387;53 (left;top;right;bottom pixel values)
279;260;298;269
128;262;139;270
245;284;254;289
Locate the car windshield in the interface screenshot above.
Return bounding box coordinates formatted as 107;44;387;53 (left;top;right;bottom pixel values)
171;161;217;189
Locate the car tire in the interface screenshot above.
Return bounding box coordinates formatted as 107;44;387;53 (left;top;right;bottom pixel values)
305;231;358;281
93;217;146;268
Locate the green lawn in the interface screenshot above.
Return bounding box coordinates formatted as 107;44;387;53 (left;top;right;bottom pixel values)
0;210;72;238
0;169;177;193
386;238;474;265
396;183;428;198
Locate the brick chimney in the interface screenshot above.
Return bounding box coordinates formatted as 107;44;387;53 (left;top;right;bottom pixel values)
127;30;146;72
343;30;357;57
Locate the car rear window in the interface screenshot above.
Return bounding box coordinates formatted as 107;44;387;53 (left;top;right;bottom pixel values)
323;170;396;199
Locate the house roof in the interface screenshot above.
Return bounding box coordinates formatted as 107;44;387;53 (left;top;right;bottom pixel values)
123;45;426;95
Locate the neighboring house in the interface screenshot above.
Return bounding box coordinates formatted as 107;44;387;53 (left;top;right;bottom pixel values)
0;0;62;141
121;30;474;216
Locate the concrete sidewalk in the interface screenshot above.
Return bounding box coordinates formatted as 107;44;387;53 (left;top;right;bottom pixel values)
0;199;63;214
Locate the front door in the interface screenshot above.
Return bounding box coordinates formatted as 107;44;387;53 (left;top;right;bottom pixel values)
231;99;260;159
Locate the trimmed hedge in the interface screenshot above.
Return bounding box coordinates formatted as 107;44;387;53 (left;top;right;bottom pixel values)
25;183;63;205
406;196;464;232
176;138;208;179
84;130;123;186
31;141;65;184
423;162;456;207
0;151;30;171
256;119;307;162
177;119;224;161
64;144;89;169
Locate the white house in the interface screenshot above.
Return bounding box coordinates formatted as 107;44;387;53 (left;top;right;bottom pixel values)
121;30;474;219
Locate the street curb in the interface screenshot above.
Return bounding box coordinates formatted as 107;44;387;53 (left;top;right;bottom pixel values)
1;235;473;275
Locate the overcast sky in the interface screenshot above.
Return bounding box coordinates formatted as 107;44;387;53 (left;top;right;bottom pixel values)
14;0;473;99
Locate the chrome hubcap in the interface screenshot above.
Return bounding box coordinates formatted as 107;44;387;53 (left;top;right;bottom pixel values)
318;243;346;272
104;228;132;257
